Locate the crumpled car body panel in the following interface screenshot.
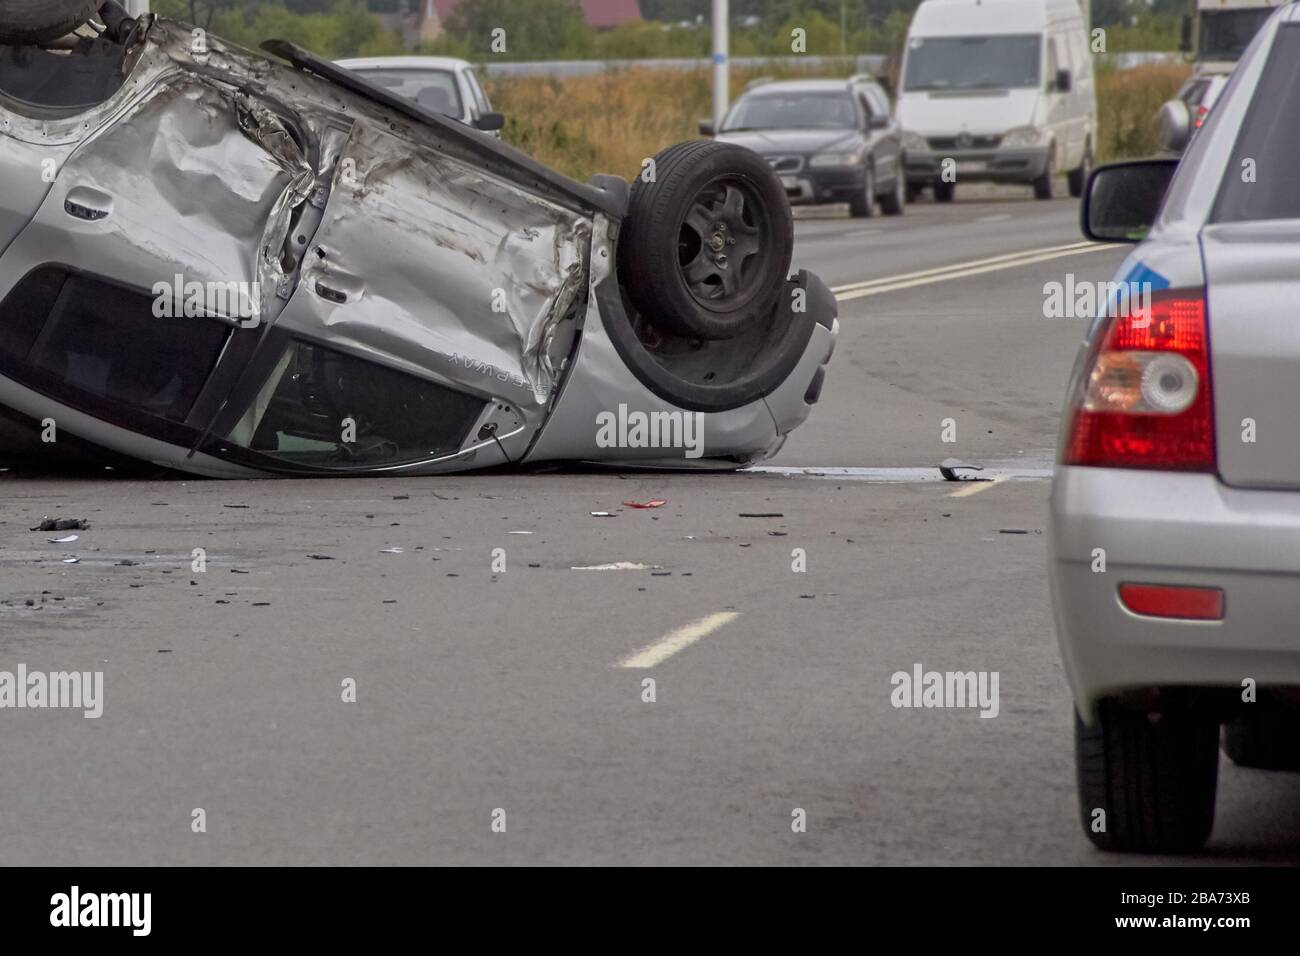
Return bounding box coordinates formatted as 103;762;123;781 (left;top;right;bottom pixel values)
0;18;836;477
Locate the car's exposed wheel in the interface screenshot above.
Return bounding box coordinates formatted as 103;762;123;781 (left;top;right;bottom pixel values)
880;170;905;216
1033;147;1056;200
1068;142;1092;199
1075;702;1219;853
1223;703;1300;770
619;140;794;341
0;0;100;45
848;165;874;218
933;181;955;203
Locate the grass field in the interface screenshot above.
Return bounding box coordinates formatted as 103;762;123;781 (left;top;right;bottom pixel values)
485;63;1192;183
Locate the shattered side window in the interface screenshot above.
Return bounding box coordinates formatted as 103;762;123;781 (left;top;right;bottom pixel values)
0;266;229;424
225;340;485;468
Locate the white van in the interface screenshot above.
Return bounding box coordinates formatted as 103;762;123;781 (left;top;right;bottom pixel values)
896;0;1095;201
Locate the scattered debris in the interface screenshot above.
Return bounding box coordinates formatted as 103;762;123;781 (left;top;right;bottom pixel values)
651;571;672;577
32;517;89;531
380;548;404;554
739;512;783;518
393;495;410;500
622;499;667;509
116;559;140;567
48;534;79;544
590;511;616;517
306;554;335;560
939;458;989;482
768;531;788;537
507;531;534;535
223;504;250;509
230;567;250;573
61;557;79;564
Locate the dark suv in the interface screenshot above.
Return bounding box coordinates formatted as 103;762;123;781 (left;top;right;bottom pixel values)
702;76;905;218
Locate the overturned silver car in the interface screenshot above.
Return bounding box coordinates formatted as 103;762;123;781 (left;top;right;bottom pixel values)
0;3;836;477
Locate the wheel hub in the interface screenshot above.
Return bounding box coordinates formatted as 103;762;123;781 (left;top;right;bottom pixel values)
678;180;766;304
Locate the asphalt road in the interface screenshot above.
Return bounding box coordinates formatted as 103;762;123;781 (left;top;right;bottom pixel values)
4;189;1300;866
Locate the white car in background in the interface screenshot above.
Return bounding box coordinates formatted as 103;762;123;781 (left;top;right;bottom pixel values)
897;0;1096;201
336;55;505;135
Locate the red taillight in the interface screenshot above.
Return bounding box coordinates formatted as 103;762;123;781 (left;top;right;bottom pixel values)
1194;105;1210;129
1119;583;1224;621
1064;289;1215;471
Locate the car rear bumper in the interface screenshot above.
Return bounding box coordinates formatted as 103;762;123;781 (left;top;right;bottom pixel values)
1049;466;1300;720
905;147;1049;185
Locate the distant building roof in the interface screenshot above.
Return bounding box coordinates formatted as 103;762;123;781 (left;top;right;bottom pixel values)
428;0;642;30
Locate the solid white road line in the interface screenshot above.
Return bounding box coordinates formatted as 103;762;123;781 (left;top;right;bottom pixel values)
830;241;1095;294
836;244;1124;302
947;475;1010;498
619;612;741;669
831;241;1125;303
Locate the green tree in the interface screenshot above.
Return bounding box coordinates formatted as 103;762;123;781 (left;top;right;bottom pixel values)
444;0;595;60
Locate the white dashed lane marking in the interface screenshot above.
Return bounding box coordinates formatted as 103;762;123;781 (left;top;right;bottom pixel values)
619;612;741;669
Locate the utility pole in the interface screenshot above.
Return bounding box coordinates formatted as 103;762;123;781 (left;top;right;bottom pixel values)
712;0;729;128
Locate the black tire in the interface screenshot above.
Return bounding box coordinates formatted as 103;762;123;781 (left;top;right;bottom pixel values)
848;165;874;218
1075;702;1219;853
0;0;99;45
1033;146;1056;200
1067;142;1092;199
1223;704;1300;770
933;180;955;203
880;170;905;216
619;140;794;341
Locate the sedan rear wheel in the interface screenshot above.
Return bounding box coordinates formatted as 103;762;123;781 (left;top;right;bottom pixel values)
0;0;100;45
1075;702;1219;853
619;140;794;341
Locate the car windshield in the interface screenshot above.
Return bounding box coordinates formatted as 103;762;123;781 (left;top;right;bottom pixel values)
353;68;463;118
1199;9;1274;60
903;35;1041;91
721;92;857;131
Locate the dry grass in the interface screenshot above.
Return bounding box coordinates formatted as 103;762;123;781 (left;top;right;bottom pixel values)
1095;64;1192;164
486;66;828;182
487;62;1194;183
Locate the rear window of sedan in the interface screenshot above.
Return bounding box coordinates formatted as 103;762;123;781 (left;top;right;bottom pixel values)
1212;26;1300;223
355;68;463;118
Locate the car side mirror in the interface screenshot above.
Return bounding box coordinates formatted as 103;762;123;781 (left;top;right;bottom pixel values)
474;112;505;132
698;119;716;136
1157;99;1191;153
867;114;891;131
1180;14;1193;52
1055;69;1072;93
1081;160;1179;244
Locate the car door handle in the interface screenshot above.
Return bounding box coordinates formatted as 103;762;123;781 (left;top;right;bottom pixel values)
64;186;114;222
